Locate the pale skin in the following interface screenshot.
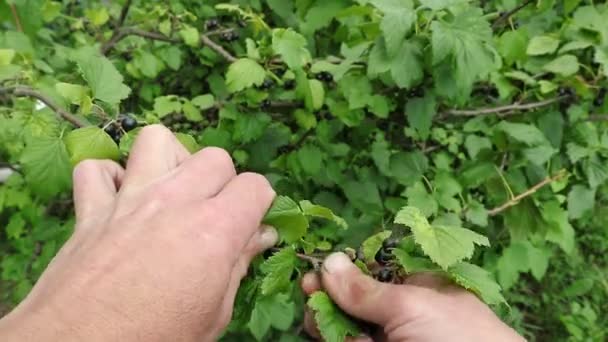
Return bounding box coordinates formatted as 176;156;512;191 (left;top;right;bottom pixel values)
0;125;525;341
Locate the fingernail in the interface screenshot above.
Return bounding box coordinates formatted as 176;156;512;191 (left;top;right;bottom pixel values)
260;226;278;248
323;252;352;274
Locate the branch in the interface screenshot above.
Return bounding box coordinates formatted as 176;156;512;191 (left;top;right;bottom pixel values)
270;247;324;267
492;0;534;29
101;28;237;62
586;114;608;122
100;0;133;55
488;170;567;216
443;96;567;117
116;0;132;28
9;4;23;32
0;86;86;127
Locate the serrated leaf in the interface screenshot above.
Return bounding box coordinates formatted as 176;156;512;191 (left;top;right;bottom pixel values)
526;36;560;56
175;133;199;153
73;47;131;105
496;121;549;146
260;247;297;296
272;28;311;69
248;293;295;340
448;262;506;306
543;54;580;77
64;127;120;165
370;0;415;57
395;206;489;269
20;136;71;198
406;94;436;140
299;200;347;229
153;95;182;117
179;26;199;47
308;291;359;342
191;94;215;110
392;248;437;274
226;58;266;93
55;82;88;105
390;39;424;89
263;196;308;243
361;231;392;262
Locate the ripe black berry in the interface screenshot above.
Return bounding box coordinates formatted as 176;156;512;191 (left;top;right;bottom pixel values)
408;87;425;98
558;86;574;97
316;71;333;82
275;68;286;77
104;125;122;144
377;268;393;283
260;99;271;109
375;248;393;265
594;88;606;107
205;18;219;30
382;237;399;249
120;115;138;132
259;79;274;90
220;31;239;42
284;79;296;90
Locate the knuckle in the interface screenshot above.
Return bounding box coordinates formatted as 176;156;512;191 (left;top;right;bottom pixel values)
73;159;101;180
200;147;235;174
138;124;172;139
238;172;275;197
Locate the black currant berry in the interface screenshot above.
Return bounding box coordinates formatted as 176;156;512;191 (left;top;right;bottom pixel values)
375;248;393;265
284;79;296;90
120;115;138;132
408;87;425;98
259;79;274;90
594;88;606;107
205;18;219;30
220;31;235;42
382;237;399;249
104;125;122;144
260;99;271;109
377;268;393;283
316;71;333;82
558;86;574;97
275;68;286;77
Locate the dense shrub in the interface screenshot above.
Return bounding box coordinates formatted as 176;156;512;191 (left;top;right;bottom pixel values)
1;0;607;340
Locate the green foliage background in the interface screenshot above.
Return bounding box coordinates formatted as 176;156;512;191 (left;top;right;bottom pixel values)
1;0;608;340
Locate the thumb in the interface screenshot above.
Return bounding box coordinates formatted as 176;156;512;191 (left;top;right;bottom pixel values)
321;252;424;326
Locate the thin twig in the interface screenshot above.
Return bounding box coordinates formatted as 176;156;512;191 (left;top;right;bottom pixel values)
9;4;23;32
488;170;567;216
200;35;237;62
443;96;567;117
0;86;86;127
492;0;534;29
586;114;608;122
116;0;132;28
101;28;237;62
101;0;133;55
0;162;19;172
270;247;324;266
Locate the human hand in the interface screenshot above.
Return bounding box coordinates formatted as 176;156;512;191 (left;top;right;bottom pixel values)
302;253;526;342
0;125;277;341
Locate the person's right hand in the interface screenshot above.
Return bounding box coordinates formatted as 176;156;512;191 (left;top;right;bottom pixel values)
302;253;526;342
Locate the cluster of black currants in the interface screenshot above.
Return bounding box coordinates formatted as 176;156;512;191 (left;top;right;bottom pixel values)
104;114;138;144
594;87;606;107
374;237;399;283
220;30;240;42
315;71;333;83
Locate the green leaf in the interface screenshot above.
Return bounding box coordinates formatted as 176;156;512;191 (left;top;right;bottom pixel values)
64;127;120;165
543;55;580;77
584;156;608;188
0;49;16;65
392;248;437;274
465;201;488;227
153;96;182;117
84;7;109;26
20;136;71;198
175;133;199;153
181;100;202;122
390;39;424;89
390;151;428;186
191;94;215;110
297;144;323;175
299;200;347;229
263;196;308;243
496;121;549;146
430;8;495;99
542;201;575;254
523;145;557;166
73;47;131;105
55;82;88;105
248;293;296;340
260;247;297;296
406;94;436;140
567;185;595;220
361;231;392;262
395;206;489;270
448;262;506;306
464;135;492;159
272;28;311;69
308;291;359;342
403;181;438;218
179;26;200;47
226;58;266;93
526;36;560;56
370;0;415;57
233;113;272;144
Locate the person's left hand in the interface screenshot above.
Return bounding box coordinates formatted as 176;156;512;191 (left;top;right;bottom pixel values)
0;125;277;341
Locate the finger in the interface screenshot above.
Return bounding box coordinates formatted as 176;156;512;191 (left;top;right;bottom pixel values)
208;172;276;255
301;272;321;295
216;226;278;330
404;273;452;289
169;147;236;199
321;252;426;326
72;159;125;222
303;309;321;339
122;125;189;188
